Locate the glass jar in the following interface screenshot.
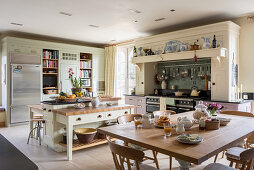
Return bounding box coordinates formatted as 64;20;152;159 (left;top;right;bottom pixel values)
193;101;209;122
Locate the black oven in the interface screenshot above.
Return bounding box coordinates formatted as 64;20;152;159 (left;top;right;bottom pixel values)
146;104;160;113
166;105;193;114
146;97;160;114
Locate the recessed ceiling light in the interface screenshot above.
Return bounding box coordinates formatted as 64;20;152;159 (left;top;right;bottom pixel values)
129;9;141;14
170;9;176;12
110;40;116;42
154;18;166;22
10;22;23;26
88;24;99;28
59;11;72;16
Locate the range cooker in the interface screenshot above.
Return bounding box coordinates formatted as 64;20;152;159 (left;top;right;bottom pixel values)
146;95;205;114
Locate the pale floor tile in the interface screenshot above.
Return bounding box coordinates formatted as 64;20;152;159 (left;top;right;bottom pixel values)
0;124;232;170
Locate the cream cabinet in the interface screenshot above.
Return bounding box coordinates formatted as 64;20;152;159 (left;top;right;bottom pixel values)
1;36;105;127
134;21;240;101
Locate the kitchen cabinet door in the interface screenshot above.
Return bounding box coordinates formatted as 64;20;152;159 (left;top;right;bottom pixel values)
211;59;229;101
60;63;79;93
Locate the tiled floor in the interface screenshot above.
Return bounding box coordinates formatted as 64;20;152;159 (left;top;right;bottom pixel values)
0;124;231;170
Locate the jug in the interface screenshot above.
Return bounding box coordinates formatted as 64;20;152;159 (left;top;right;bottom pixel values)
201;37;210;49
176;124;185;134
142;114;152;129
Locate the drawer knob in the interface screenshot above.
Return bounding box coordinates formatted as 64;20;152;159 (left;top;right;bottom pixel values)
43;108;46;111
124;111;128;114
48;109;52;112
107;113;112;117
97;115;102;118
76;117;81;121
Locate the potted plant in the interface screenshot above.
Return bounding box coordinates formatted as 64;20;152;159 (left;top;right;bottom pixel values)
204;103;224;115
68;68;82;94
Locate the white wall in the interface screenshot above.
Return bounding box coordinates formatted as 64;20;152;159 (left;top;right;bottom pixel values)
233;16;254;93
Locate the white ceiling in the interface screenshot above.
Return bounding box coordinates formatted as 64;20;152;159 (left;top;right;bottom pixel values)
1;0;254;45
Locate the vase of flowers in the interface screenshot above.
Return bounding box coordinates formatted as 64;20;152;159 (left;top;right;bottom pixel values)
204;103;224;116
68;68;82;94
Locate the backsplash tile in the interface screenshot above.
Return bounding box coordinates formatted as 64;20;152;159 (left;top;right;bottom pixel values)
157;59;211;90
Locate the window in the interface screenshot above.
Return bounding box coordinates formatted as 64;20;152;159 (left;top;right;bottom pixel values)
115;44;136;98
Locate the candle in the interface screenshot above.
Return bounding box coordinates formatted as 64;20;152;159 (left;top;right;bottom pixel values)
240;84;243;100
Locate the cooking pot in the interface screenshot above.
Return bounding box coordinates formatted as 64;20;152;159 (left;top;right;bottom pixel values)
175;91;184;96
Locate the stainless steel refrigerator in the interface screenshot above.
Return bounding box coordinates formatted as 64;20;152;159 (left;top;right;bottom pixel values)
10;64;41;124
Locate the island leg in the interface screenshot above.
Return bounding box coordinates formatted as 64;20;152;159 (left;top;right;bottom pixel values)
29;108;34;138
175;158;190;170
66;120;73;160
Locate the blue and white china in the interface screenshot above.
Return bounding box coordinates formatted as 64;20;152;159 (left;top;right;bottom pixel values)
201;37;210;49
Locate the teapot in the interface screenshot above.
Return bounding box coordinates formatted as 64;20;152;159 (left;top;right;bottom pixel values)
177;116;193;130
190;86;200;97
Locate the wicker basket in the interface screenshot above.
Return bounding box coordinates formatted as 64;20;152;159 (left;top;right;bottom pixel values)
44;89;58;94
205;120;220;130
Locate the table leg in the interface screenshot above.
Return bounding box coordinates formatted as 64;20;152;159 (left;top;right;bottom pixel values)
175;158;190;170
66;120;73;161
29;108;34;138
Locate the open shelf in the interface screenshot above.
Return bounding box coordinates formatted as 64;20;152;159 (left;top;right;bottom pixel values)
43;67;58;69
43;58;58;61
43;73;58;75
43;49;59;95
43;87;58;90
80;68;92;70
59;138;116;151
80;52;93;92
132;47;227;64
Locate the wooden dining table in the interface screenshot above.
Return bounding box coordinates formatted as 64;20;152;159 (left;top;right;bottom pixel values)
97;111;254;170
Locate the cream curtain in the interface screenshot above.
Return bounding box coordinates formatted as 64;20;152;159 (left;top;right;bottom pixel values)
105;45;116;96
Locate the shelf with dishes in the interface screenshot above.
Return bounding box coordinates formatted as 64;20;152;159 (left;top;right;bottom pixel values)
132;47;226;64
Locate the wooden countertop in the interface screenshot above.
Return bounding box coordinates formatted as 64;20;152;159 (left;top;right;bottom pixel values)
99;97;121;102
53;104;135;116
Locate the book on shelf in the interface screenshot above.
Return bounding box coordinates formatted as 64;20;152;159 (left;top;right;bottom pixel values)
80;70;91;78
80;60;91;69
43;60;58;68
43;50;59;59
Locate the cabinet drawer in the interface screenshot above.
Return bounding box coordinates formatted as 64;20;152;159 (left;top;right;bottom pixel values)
136;98;146;105
72;112;105;125
105;109;130;120
125;96;137;105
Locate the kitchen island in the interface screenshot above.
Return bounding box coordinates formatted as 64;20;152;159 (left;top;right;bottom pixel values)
28;103;135;160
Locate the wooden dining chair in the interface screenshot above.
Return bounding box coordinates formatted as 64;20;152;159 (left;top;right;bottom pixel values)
205;148;254;170
117;114;142;124
116;114;160;169
214;110;254;163
106;136;158;170
153;110;176;170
